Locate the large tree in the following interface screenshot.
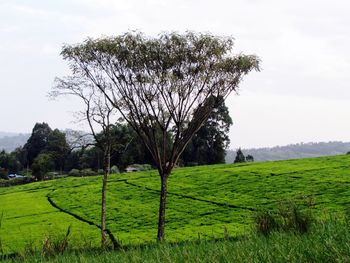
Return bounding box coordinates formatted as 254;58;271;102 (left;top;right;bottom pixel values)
181;98;232;165
59;31;259;241
23;122;52;166
46;129;70;172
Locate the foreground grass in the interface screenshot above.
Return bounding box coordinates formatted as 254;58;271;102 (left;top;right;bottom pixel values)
3;218;350;262
1;155;350;253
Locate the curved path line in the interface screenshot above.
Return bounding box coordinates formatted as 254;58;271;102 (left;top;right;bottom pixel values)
46;190;120;249
120;179;256;211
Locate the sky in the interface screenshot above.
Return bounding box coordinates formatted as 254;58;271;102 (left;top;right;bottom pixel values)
0;0;349;149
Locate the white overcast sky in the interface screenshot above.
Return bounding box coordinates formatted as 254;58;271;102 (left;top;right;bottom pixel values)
0;0;349;149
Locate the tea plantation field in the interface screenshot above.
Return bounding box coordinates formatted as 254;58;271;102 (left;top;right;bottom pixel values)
1;155;350;254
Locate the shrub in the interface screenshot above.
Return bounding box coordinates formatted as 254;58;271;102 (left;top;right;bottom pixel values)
0;168;8;180
68;169;81;177
110;165;120;174
80;168;96;177
278;200;313;234
32;153;54;180
255;210;278;236
255;199;314;236
42;226;71;257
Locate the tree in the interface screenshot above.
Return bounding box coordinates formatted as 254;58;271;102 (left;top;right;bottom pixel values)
51;79;125;249
181;98;232;165
31;153;54;180
0;150;22;175
234;148;246;163
246;154;254;162
59;31;259;241
23;123;52;167
46;129;70;172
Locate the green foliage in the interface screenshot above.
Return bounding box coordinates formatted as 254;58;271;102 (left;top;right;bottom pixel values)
182;98;232;165
0;168;8;180
0;150;22;174
255;200;313;236
1;155;350;254
246;154;254;162
42;226;71;257
46;129;70;171
68;169;80;177
31;153;54;180
255;210;277;236
277;200;313;233
4;219;350;262
110;166;120;174
131;164;152;171
80;168;97;177
234;148;246;163
23;123;52;166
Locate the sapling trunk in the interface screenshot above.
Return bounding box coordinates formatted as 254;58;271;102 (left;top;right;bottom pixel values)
157;174;168;241
101;151;110;248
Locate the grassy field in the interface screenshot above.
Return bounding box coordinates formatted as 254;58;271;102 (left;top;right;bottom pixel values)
1;154;350;255
3;219;350;262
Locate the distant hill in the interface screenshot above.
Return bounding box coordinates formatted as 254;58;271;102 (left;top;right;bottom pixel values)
226;141;350;163
0;132;20;138
0;129;93;153
0;133;30;152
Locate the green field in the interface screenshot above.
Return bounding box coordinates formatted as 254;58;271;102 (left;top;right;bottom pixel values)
1;155;350;254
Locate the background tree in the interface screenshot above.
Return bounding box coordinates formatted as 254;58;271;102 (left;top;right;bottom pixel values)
51;79;124;249
0;150;22;175
23;123;52;167
46;129;70;172
181;98;232;165
246;154;254;162
31;153;54;180
60;31;259;241
234;148;246;163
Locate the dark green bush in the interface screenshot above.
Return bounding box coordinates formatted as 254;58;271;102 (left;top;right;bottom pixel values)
255;199;314;236
110;165;120;174
68;169;80;177
255;210;278;235
278;200;313;234
80;168;96;177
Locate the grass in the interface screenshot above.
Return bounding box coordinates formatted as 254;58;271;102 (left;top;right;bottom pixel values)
1;154;350;255
3;218;350;262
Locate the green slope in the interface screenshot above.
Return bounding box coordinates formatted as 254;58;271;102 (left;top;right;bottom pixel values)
1;155;350;253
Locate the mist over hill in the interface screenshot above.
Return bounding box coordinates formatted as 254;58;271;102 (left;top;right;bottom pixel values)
0;130;92;153
2;131;350;163
0;133;30;152
226;141;350;163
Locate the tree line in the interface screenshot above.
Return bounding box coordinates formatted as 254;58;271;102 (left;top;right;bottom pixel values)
0;98;232;180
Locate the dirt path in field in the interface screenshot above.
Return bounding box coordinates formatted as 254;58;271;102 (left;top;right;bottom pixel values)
46;190;120;248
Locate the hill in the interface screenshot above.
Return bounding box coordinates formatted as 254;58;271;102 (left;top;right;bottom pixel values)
226;141;350;163
0;133;30;152
1;154;350;254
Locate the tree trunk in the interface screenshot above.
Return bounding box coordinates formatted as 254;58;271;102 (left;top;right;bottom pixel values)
157;174;168;241
101;151;110;248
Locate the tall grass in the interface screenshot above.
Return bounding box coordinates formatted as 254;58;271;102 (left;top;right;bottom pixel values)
0;212;3;256
2;217;350;262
